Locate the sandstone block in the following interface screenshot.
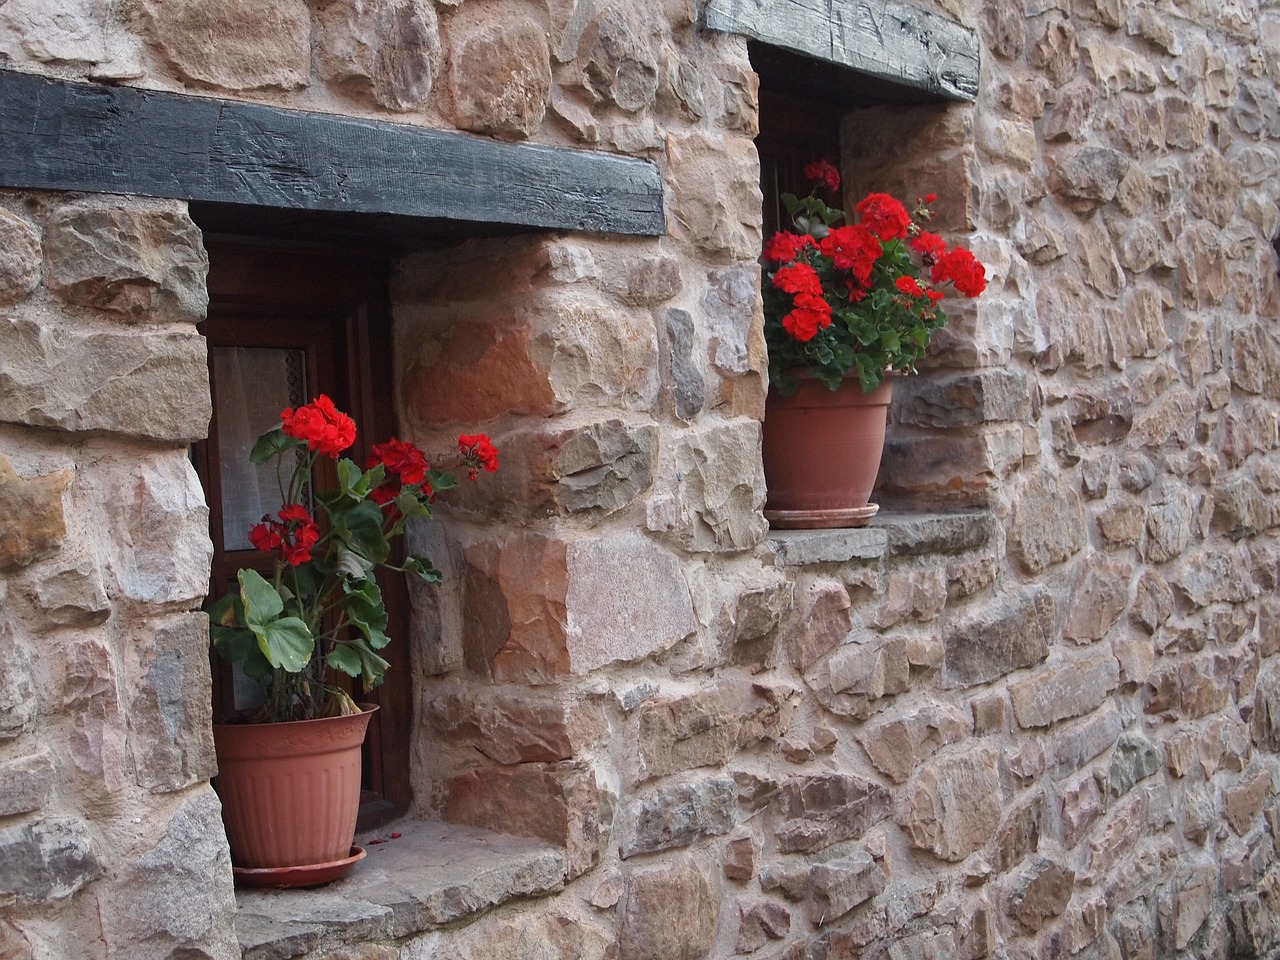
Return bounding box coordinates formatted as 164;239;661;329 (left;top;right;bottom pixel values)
1102;733;1163;804
1170;549;1257;609
1087;793;1143;876
811;635;910;718
27;554;110;627
1097;502;1144;548
97;789;238;955
723;833;756;882
1172;864;1215;950
543;418;658;521
1071;388;1134;446
1008;857;1075;931
63;635;127;793
1061;775;1103;848
1131;570;1174;634
1252;660;1280;751
424;689;605;765
1063;553;1131;643
138;0;310;90
1143;492;1195;564
619;777;735;858
806;850;887;926
664;309;706;421
666;420;766;552
665;133;762;261
0;457;70;573
879;425;1023;506
991;793;1043;871
942;587;1054;689
1047;703;1123;779
614;255;682;306
892;369;1031;428
1010;649;1119;729
784;579;851;672
1224;770;1273;836
1049;147;1129;212
577;7;658;111
857;702;969;784
1213;476;1271;539
735;898;790;952
441;763;600;879
463;531;695;682
0;206;40;306
769;774;892;854
900;747;1001;862
0;623;37;741
1198;716;1251;777
702;264;760;378
619;858;717;960
317;0;439;111
450;20;550;138
871;567;947;629
0;317;211;442
1230;324;1280;399
0;750;54;817
45;200;208;324
1030;18;1079;86
1009;469;1087;575
1178;223;1230;309
0;817;101;905
127;614;220;793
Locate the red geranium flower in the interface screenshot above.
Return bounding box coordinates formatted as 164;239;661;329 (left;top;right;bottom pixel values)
280;395;356;458
458;434;499;481
763;231;815;264
772;262;824;298
782;293;832;342
367;438;432;510
856;193;912;241
249;504;320;567
820;225;881;287
896;276;925;298
803;159;841;193
931;247;988;298
910;232;947;262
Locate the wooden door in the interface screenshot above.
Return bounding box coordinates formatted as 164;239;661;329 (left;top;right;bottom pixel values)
194;239;412;819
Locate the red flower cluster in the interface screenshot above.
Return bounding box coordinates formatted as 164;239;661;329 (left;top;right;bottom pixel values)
367;438;432;507
458;434;499;481
249;504;320;566
763;231;814;263
931;247;987;298
855;193;912;241
804;159;841;194
819;225;881;287
281;395;356;458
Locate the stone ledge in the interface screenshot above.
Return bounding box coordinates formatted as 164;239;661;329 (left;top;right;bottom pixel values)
766;511;996;566
235;820;566;960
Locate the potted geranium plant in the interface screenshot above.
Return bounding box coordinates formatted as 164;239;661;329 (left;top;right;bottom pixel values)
760;159;987;528
207;394;497;886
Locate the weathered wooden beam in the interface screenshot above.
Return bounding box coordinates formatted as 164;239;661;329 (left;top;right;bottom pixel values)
704;0;980;103
0;69;665;236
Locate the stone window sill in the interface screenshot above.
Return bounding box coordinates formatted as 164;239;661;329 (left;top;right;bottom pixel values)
765;510;997;565
235;820;564;960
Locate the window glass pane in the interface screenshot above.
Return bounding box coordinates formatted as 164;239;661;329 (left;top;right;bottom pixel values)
212;346;307;551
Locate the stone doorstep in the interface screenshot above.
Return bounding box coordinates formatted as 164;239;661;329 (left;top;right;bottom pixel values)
234;820;566;960
766;511;995;566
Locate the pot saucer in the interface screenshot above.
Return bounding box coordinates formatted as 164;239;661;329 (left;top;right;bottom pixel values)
232;845;366;889
764;503;880;530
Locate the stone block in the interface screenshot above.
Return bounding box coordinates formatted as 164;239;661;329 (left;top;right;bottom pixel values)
63;635;127;792
0;817;101;905
540;418;658;521
1252;660;1280;751
450;20;550;137
1009;469;1087;575
1170;549;1257;609
441;762;600;879
611;255;682;306
784;578;851;672
1061;775;1103;848
1102;733;1163;804
138;0;310;90
45;200;208;324
1010;648;1119;729
1097;502;1144;548
126;614;219;793
315;0;439;110
619;777;735;858
0;317;211;442
892;370;1031;428
665;419;767;552
1131;570;1174;635
1198;716;1251;777
1049;146;1130;212
462;531;696;682
1047;703;1123;779
424;689;605;765
878;426;1023;507
811;635;910;718
857;702;969;784
96;790;238;955
735;897;790;952
769;774;892;854
1007;857;1075;931
871;567;947;629
1224;770;1273;836
1063;554;1131;643
899;747;1001;862
27;554;110;627
723;832;756;882
991;793;1043;872
1087;793;1144;876
619;857;717;960
665;132;761;261
702;264;762;379
665;308;706;421
942;586;1054;689
0;206;40;307
0;750;54;817
767;528;886;566
0;456;70;573
806;850;887;926
0;621;36;741
1213;476;1271;539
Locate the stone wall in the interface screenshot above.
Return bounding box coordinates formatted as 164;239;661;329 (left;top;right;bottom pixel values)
2;1;1280;959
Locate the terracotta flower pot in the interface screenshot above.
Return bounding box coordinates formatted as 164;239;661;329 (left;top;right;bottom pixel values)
761;375;893;529
212;705;377;884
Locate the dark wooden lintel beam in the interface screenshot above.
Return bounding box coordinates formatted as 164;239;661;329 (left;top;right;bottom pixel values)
0;69;665;237
704;0;980;103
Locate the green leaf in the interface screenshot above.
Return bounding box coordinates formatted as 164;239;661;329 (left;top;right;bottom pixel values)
333;499;390;564
327;637;390;692
238;569;314;672
334;545;373;582
427;469;458;493
249;428;300;465
238;568;283;622
393;490;432;524
405;554;443;585
343;578;390;650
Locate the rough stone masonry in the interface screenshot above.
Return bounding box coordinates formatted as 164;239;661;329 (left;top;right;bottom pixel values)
2;0;1280;958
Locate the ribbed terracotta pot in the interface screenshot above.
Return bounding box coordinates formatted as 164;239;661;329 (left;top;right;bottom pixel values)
762;375;893;529
212;705;376;875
